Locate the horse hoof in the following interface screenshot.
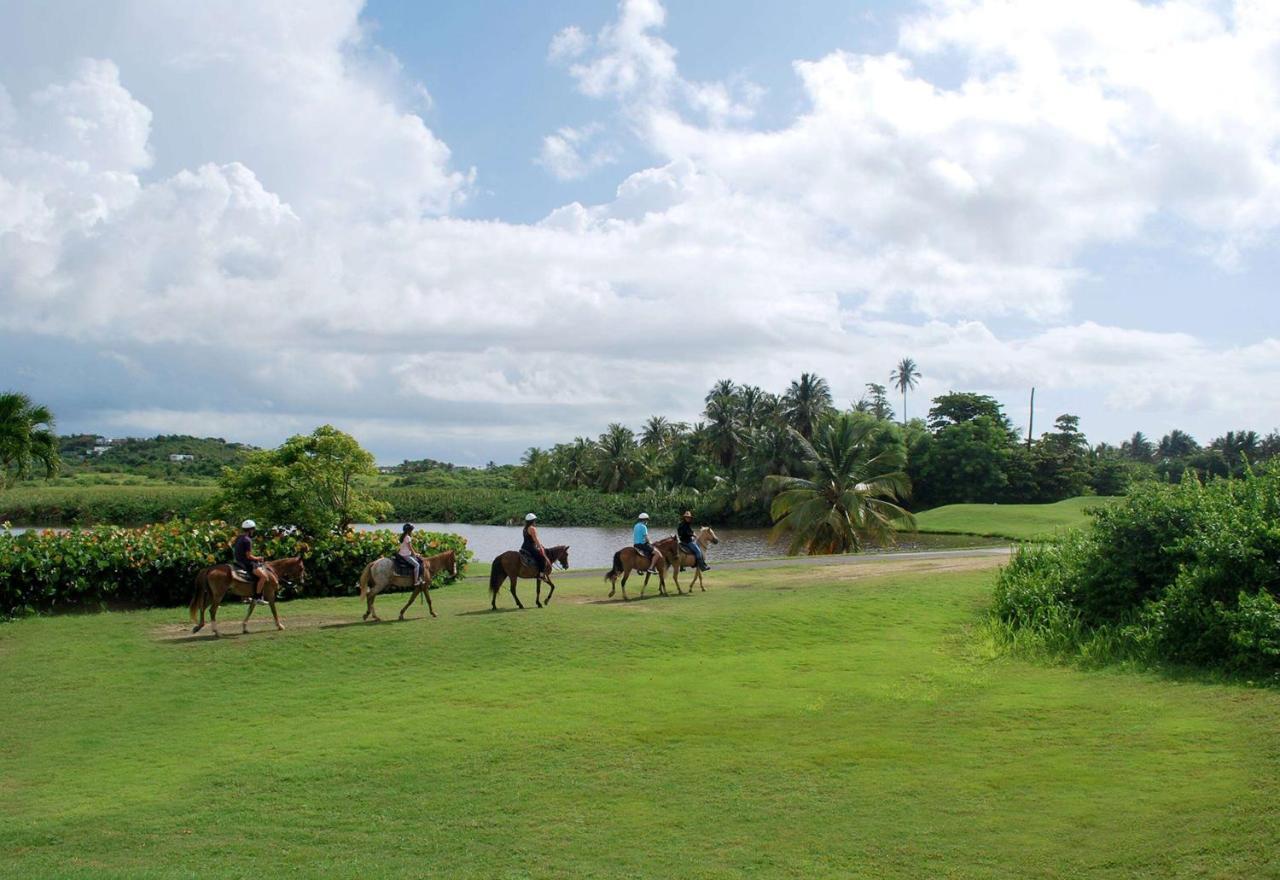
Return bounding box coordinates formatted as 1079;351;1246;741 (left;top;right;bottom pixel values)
191;624;202;633
276;624;284;631
430;612;437;618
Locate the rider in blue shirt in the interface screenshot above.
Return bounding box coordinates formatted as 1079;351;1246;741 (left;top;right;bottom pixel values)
633;512;658;574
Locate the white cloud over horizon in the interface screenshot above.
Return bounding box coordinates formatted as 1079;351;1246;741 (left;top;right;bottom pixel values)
2;0;1279;463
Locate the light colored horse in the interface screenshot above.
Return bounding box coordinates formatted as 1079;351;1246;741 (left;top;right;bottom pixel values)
357;549;458;622
604;536;678;601
663;526;719;593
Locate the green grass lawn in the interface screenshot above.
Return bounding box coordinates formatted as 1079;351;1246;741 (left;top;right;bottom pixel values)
914;496;1116;541
2;559;1275;879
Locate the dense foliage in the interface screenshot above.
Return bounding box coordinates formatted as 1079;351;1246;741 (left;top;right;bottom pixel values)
55;433;252;481
1;392;59;487
379;486;737;527
1;485;212;525
0;520;471;617
991;464;1280;675
208;425;391;535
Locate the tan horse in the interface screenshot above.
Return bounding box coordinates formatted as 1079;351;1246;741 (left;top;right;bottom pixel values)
604;536;678;601
488;545;569;610
357;549;459;622
189;556;306;637
662;526;720;593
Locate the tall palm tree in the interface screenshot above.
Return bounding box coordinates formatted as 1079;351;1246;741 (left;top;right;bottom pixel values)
640;416;672;451
594;423;641;492
0;392;59;488
782;372;833;440
705;379;737;409
766;414;914;555
890;357;921;425
703;396;743;473
737;385;767;430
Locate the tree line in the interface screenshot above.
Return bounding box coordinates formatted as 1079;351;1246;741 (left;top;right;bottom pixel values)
513;371;1280;513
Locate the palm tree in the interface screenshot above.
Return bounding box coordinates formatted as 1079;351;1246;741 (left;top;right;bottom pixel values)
782;372;833;440
703;396;743;473
594;423;641;492
705;379;737;409
737;385;767;430
766;414;914;555
890;357;921;425
640;416;672;451
0;392;59;488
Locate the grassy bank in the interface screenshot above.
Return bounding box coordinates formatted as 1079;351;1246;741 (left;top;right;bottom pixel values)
1;560;1275;878
914;496;1115;540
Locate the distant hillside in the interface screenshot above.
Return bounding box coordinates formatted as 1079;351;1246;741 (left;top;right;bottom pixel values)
379;457;516;489
56;434;256;481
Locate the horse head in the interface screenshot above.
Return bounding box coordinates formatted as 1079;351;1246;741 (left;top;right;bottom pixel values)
551;545;570;570
701;527;720;545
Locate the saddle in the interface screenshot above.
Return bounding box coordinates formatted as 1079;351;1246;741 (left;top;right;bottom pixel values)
392;555;418;575
519;549;540;570
231;566;256;583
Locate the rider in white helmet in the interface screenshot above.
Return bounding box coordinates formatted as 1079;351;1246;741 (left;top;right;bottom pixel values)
632;512;658;575
233;519;271;605
521;513;550;574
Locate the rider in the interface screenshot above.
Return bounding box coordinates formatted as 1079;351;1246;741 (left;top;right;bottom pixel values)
633;512;658;575
399;523;424;585
522;513;551;574
233;519;271;605
677;510;711;572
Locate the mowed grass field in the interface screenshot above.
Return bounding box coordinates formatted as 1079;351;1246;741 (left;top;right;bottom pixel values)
2;559;1276;879
914;496;1116;541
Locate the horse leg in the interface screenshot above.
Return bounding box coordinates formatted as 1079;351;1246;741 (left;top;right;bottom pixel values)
535;576;543;609
399;587;418;620
621;570;631;601
544;576;556;605
209;589;221;638
510;576;524;610
268;593;284;631
423;582;436;618
242;596;256;634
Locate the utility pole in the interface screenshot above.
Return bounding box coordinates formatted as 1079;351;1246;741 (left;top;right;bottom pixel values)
1026;387;1035;449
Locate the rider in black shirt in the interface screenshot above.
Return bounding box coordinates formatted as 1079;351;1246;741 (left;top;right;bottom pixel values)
677;510;710;571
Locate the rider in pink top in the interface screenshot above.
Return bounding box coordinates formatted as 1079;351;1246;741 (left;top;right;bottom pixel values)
399;524;423;585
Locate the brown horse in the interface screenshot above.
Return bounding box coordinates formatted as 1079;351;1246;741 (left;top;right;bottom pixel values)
604;536;678;601
661;526;719;593
356;549;459;622
189;556;306;637
488;545;569;610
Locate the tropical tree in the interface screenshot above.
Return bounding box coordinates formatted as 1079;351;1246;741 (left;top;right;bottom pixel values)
1120;431;1155;462
594;423;642;492
890;357;921;425
1157;429;1199;459
703;395;743;473
782;372;833;440
926;391;1010;433
737;385;769;430
705;379;737;409
767;414;915;555
854;383;894;421
640;416;675;451
0;392;60;489
210;424;389;535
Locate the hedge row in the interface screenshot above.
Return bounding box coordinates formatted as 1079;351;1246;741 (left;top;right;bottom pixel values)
0;485;212;526
0;520;471;618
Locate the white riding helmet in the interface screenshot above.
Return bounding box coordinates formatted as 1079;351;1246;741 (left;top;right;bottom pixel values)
241;519;256;529
638;512;649;520
525;513;537;522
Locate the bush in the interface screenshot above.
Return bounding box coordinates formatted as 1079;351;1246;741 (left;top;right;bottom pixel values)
0;485;212;526
991;463;1280;676
0;520;471;618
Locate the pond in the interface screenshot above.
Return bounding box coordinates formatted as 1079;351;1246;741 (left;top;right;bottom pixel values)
353;522;1002;569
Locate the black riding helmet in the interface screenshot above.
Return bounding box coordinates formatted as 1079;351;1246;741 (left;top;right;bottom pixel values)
401;523;414;535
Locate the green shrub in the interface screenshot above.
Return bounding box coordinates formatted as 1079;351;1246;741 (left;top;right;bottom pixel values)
991;463;1280;675
0;485;213;525
0;520;471;618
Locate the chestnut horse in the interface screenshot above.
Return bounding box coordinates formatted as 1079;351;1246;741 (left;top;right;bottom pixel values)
357;549;458;622
661;526;719;593
488;545;569;610
604;536;678;601
189;556;306;637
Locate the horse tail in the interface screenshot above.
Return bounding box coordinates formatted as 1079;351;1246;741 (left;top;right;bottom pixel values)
189;568;208;623
358;563;372;599
489;557;505;593
605;550;623;582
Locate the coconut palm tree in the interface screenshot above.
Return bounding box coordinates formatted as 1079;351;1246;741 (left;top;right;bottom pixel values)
890;357;921;425
766;414;914;555
782;372;833;440
703;396;743;473
594;423;641;492
0;392;59;489
640;416;673;451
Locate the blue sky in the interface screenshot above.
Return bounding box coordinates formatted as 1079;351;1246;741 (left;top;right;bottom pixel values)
2;0;1278;464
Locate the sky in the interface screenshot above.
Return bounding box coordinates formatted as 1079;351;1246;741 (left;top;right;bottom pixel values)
1;0;1278;465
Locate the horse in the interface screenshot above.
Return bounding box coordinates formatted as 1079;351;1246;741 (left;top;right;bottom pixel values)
663;526;720;594
189;556;306;637
604;536;678;601
488;545;570;610
357;549;458;622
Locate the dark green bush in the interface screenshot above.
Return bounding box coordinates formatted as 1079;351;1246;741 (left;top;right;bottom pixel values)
0;520;471;617
992;464;1280;675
